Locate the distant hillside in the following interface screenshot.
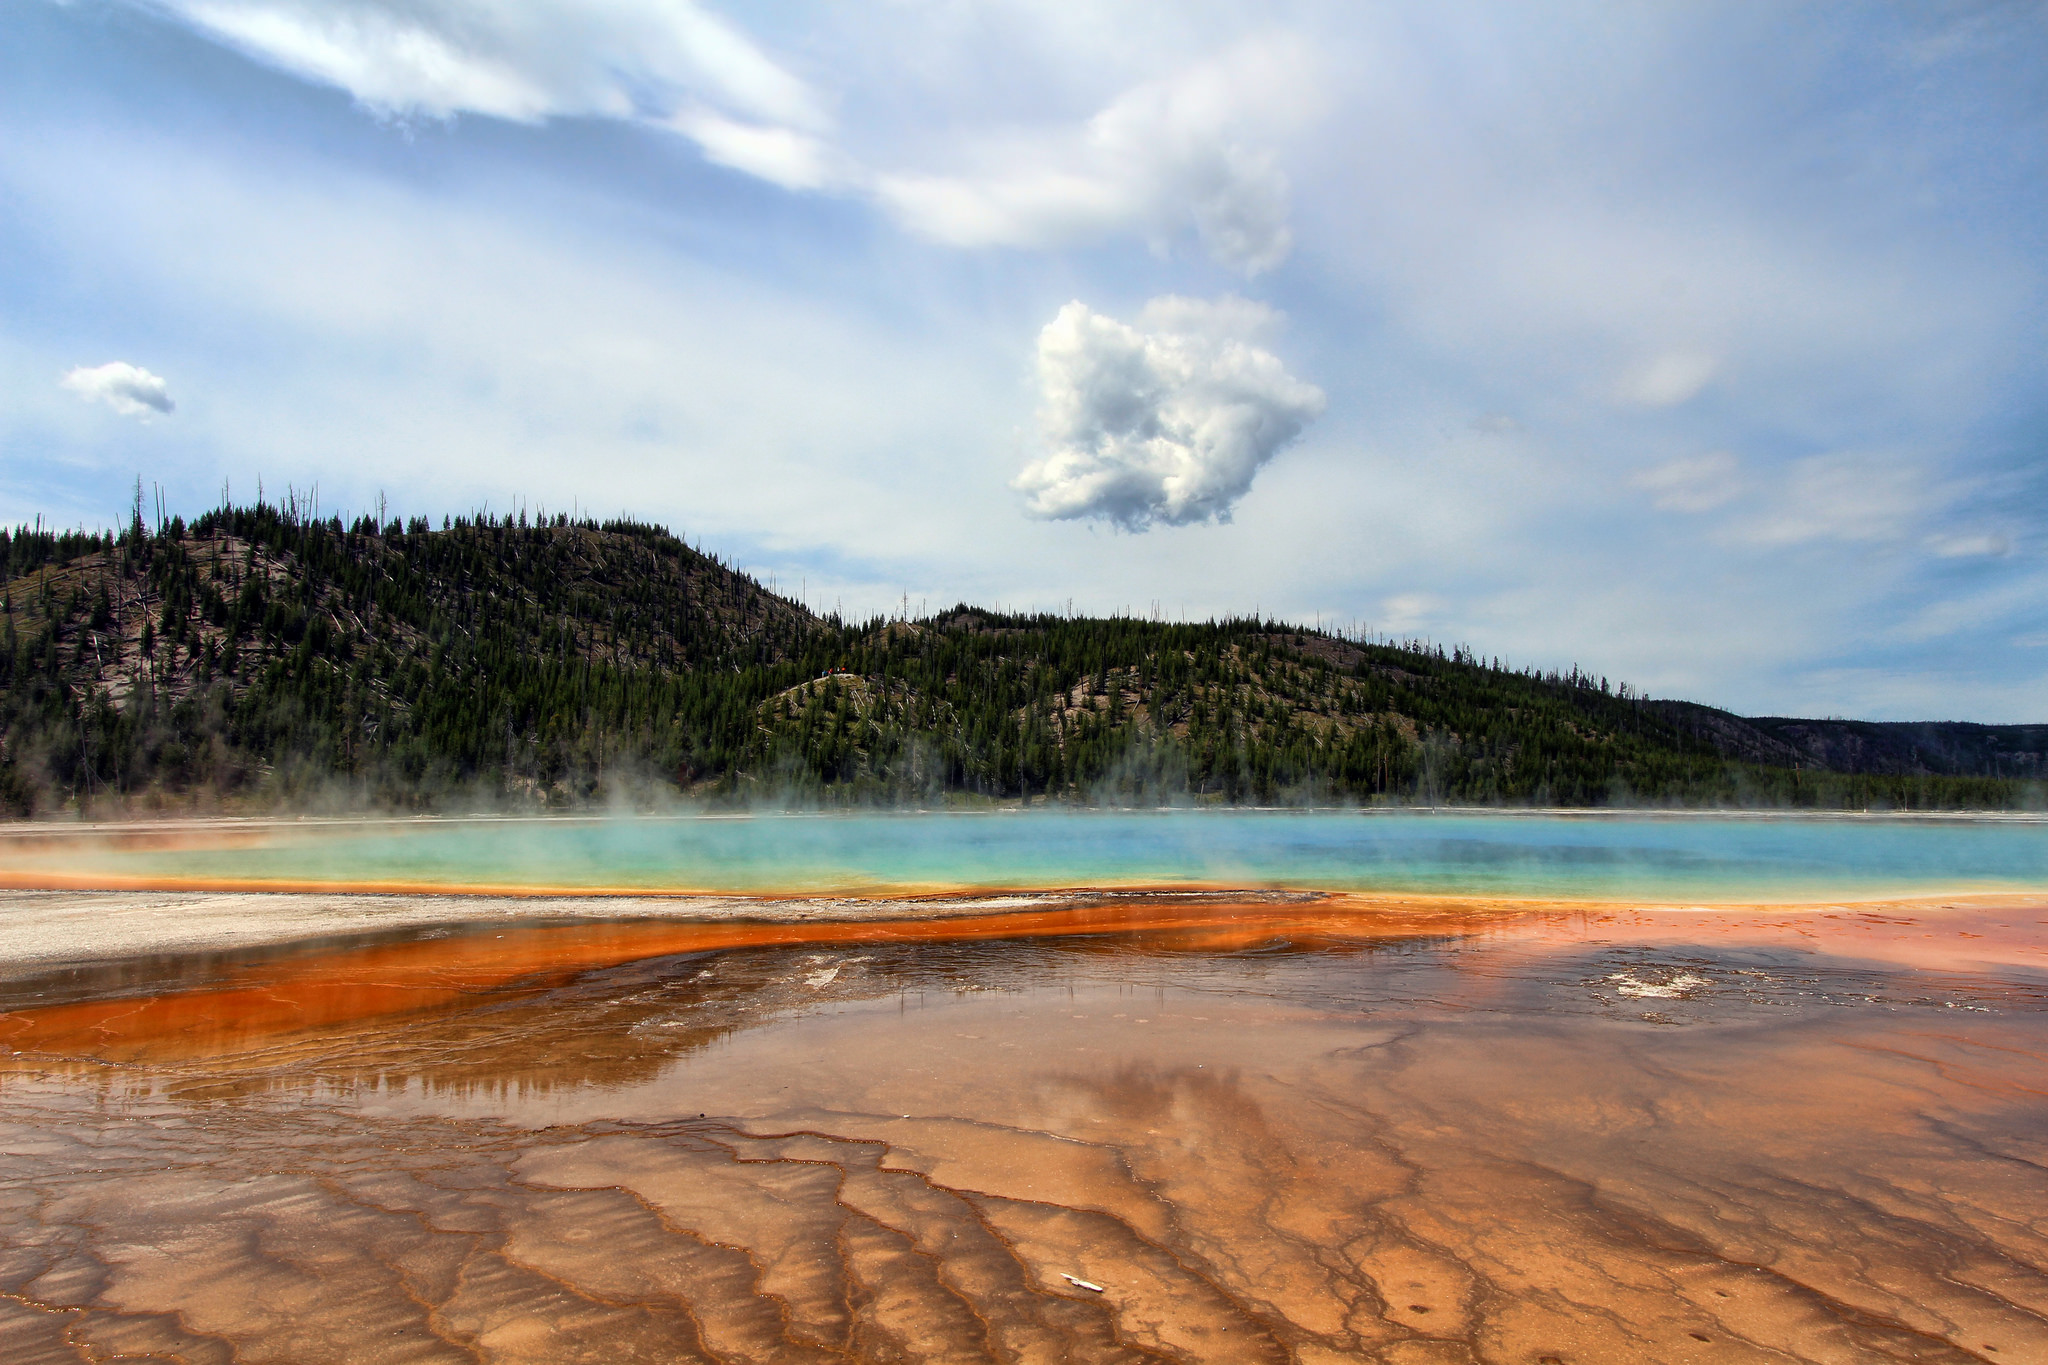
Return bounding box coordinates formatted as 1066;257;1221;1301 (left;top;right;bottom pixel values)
1651;702;2048;780
0;504;814;812
0;505;2036;814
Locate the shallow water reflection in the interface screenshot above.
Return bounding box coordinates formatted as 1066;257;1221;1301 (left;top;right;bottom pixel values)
2;909;2045;1363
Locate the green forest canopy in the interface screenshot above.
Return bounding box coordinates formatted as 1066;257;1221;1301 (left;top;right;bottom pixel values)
0;503;2038;815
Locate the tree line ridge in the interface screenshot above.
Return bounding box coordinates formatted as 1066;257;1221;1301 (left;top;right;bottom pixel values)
0;503;2040;815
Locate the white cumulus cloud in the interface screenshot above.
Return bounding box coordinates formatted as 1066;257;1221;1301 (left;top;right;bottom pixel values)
1014;295;1325;530
61;362;175;418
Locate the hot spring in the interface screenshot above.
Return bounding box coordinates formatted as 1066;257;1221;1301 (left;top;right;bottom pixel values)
0;810;2043;1363
1;807;2045;899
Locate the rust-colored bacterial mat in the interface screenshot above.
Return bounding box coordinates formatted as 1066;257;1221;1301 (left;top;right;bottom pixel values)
1;898;2044;1363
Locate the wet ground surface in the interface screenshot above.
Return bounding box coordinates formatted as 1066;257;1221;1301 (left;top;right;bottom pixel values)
0;904;2044;1363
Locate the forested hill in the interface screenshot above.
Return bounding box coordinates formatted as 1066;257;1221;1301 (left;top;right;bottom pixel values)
0;505;2036;814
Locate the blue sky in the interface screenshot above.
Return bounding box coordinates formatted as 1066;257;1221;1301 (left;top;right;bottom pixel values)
3;1;2043;720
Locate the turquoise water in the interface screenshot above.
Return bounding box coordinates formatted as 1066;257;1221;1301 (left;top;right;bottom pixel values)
28;811;2048;900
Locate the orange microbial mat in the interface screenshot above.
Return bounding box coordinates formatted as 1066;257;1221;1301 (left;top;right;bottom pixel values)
1;889;2044;1362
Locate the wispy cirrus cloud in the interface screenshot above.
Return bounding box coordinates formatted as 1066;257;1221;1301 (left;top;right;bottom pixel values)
134;1;1311;264
1617;351;1717;408
1927;532;2011;559
1743;454;1927;547
144;0;842;185
874;37;1317;274
1631;451;1743;512
161;0;827;127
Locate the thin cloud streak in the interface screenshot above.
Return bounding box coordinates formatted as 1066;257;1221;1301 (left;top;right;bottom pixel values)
873;35;1318;274
135;0;1313;269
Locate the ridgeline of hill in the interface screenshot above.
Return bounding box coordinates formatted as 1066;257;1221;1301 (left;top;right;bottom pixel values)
0;505;2040;815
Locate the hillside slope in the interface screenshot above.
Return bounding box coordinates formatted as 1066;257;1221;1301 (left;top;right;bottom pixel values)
0;505;820;809
0;508;2035;813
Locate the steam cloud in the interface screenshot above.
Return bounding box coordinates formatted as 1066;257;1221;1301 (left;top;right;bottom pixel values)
1014;296;1324;530
61;362;175;418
